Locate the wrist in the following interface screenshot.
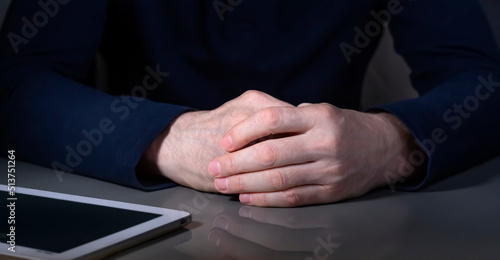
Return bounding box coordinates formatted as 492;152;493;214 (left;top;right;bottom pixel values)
135;112;191;181
373;112;427;188
135;124;169;179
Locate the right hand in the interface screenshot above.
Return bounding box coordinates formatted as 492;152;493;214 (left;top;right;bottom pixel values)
140;91;293;191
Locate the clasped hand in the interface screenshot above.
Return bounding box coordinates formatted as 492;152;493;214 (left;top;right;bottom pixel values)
208;99;414;207
144;90;416;207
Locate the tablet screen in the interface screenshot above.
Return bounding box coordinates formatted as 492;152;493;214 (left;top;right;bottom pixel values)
1;191;161;254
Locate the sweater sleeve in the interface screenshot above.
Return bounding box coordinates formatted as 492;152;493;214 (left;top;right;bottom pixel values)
373;0;500;189
0;0;190;190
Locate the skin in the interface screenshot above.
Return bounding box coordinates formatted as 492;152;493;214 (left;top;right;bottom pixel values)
140;90;293;192
140;90;423;207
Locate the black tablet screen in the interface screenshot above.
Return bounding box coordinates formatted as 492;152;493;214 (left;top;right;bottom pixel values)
1;191;161;253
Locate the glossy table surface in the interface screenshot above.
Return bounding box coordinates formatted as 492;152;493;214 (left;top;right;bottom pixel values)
1;157;500;260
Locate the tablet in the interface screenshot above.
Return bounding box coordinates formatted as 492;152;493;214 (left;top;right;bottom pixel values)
0;184;191;260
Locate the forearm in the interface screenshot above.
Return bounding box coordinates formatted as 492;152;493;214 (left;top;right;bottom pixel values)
0;69;189;189
0;0;192;190
386;0;500;188
373;70;500;190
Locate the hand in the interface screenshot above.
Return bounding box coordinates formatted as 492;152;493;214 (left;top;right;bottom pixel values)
208;103;422;206
138;91;292;191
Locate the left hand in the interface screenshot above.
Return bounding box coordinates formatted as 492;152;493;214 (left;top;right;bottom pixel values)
208;103;418;207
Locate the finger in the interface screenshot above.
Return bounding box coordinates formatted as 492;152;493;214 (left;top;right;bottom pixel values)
220;106;314;152
298;102;313;107
213;163;317;193
210;134;315;178
239;185;340;207
235;90;293;110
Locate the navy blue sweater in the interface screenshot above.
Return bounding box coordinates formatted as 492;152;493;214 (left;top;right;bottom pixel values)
1;0;499;190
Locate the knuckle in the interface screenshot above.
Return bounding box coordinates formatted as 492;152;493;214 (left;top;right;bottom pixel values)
318;103;340;121
268;169;287;190
324;182;341;196
241;90;263;100
282;190;301;207
231;176;245;191
223;156;237;174
321;171;345;196
259;107;281;129
309;104;342;151
259;193;269;206
257;143;279;166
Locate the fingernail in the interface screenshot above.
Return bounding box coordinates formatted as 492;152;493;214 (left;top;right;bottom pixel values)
239;206;252;218
240;194;252;204
208;230;222;246
208;161;221;177
213;216;229;230
214;178;228;191
221;135;233;150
